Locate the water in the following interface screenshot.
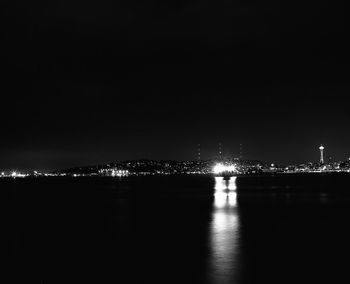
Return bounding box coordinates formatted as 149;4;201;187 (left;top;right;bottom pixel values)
2;174;350;283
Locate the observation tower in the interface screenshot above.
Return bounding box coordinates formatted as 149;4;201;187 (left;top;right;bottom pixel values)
319;145;324;164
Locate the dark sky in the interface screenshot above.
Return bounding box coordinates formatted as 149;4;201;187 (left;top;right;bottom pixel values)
2;0;350;170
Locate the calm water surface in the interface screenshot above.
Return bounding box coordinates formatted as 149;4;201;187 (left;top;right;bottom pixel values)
3;175;350;283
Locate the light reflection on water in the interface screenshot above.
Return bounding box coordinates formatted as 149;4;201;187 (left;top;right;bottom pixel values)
210;177;240;284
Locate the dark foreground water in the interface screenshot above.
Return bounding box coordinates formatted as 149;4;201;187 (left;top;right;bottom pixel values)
2;174;350;283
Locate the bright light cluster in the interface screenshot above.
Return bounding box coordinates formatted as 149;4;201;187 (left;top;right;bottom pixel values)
11;171;26;178
111;169;129;177
212;163;237;174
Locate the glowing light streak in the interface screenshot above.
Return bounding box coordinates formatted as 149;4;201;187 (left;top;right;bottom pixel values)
214;177;226;191
227;176;237;191
211;174;240;282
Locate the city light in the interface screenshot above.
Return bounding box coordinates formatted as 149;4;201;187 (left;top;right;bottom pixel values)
213;163;237;174
11;171;26;178
111;169;129;177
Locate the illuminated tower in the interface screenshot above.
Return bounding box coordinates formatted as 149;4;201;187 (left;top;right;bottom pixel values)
319;145;324;164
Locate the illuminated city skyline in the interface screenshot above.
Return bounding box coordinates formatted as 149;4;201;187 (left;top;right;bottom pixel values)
3;142;350;177
1;141;349;172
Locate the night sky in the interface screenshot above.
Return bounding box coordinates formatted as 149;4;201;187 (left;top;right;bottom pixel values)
2;0;350;171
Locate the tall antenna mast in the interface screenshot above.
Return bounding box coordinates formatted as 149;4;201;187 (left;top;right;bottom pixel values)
218;142;222;160
197;143;201;161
